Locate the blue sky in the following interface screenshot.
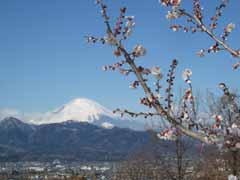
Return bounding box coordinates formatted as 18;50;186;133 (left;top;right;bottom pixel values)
0;0;240;113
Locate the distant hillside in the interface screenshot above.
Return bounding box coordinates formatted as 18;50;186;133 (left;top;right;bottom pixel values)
0;117;149;162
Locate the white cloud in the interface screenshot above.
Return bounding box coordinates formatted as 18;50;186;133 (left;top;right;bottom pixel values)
0;108;43;124
0;108;23;120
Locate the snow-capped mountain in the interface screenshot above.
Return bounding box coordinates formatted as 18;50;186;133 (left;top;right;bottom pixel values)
0;98;145;130
28;98;115;125
27;98;145;130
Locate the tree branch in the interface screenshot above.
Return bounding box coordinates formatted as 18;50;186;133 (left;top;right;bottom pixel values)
180;9;240;58
118;44;210;144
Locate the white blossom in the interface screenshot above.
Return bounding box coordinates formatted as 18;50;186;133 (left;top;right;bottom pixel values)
159;0;181;7
156;93;162;99
181;111;189;121
232;123;238;129
184;89;193;101
182;69;192;82
102;66;108;71
126;21;135;28
219;83;226;90
226;23;236;33
166;7;180;20
126;29;132;36
125;16;135;20
133;44;147;57
228;174;238;180
172;26;178;32
230;123;240;136
171;0;181;6
157;128;176;141
151;66;163;79
213;115;223;121
105;34;118;45
235;142;240;149
197;49;205;57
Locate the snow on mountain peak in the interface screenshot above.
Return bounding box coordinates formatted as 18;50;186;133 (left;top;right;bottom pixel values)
28;98;115;124
101;122;114;129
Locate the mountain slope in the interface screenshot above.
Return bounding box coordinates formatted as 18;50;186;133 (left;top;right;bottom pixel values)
0;117;149;162
0;117;35;147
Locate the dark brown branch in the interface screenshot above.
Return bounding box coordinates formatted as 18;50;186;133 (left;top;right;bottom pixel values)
113;109;161;118
179;9;240;58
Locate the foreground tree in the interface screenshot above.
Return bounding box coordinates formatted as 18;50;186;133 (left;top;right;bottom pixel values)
86;0;240;178
207;91;240;176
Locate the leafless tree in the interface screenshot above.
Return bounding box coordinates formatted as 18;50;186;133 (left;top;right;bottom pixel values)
206;91;240;176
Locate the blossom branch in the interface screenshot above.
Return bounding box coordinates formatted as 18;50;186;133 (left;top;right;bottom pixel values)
160;0;240;68
179;9;239;58
90;0;215;144
118;41;210;144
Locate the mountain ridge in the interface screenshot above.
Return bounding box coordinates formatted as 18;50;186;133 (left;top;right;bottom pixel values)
0;117;149;162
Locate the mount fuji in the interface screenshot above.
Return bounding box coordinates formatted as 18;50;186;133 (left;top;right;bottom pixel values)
24;98;144;130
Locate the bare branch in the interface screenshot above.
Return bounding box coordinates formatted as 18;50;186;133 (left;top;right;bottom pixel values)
113;108;161;118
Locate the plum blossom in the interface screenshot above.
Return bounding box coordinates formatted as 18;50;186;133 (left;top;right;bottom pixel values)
126;21;135;28
125;15;134;20
184;89;193;101
129;81;139;89
156;92;161;100
85;36;97;43
213;115;223;122
236;142;240;149
229;123;240;136
228;174;238;180
151;66;163;79
125;29;132;36
133;44;146;57
182;69;192;83
232;123;238;129
160;0;181;7
125;16;135;37
170;25;181;32
105;34;118;45
119;68;131;75
197;49;205;57
219;82;226;90
193;0;203;21
102;66;108;71
181;111;189;121
226;23;236;33
125;16;135;26
113;49;121;57
157;128;176;140
166;7;181;20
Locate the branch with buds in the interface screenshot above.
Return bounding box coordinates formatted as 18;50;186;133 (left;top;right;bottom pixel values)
159;0;240;69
